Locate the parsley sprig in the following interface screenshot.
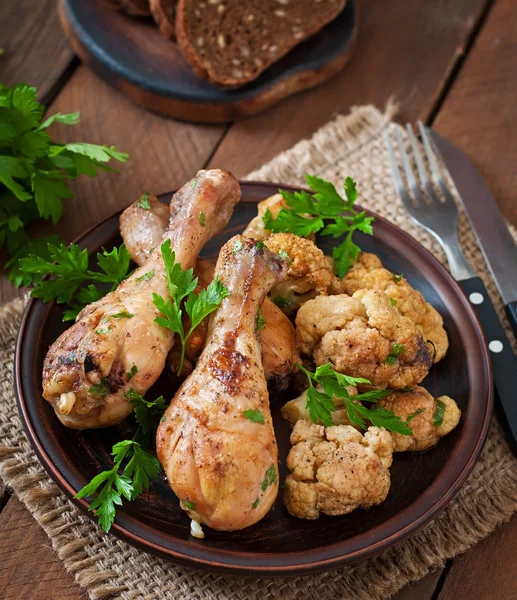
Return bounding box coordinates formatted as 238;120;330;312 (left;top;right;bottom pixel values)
75;389;166;532
17;241;131;321
262;175;373;278
153;240;229;375
298;363;415;435
0;83;128;278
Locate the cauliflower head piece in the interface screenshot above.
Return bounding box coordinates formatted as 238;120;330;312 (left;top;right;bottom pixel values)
284;421;394;519
380;386;461;451
340;253;448;362
264;233;333;312
296;290;434;390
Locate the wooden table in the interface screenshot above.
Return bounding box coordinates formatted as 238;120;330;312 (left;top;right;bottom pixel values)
1;1;516;598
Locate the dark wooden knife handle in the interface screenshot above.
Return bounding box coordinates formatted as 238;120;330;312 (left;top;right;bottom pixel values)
459;277;517;454
506;300;517;339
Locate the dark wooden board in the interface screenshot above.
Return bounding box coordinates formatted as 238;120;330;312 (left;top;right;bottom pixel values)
58;0;357;123
15;182;492;576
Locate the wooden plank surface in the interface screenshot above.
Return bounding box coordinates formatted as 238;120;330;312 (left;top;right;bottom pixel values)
433;0;517;227
208;0;490;176
0;0;75;102
0;497;87;600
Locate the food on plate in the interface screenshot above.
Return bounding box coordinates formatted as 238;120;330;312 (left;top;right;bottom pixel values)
281;384;358;427
263;233;333;312
242;194;286;240
175;0;348;88
379;387;461;452
103;0;151;16
156;236;288;531
341;252;448;362
119;193;170;266
283;421;393;520
149;0;177;40
42;170;240;429
296;290;435;389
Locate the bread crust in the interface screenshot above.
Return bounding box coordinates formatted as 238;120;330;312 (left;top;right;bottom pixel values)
150;0;178;40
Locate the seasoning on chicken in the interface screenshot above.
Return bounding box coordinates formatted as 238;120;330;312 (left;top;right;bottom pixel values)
120;201;298;391
156;236;288;531
284;420;394;520
337;252;448;362
42;170;241;429
264;233;333;312
296;290;435;390
379;386;461;451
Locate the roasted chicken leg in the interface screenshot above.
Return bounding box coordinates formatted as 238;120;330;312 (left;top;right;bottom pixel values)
42;170;241;429
156;236;288;531
120;198;298;390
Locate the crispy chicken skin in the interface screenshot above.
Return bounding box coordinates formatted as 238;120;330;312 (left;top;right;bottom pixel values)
284;421;393;520
338;252;448;362
119;193;169;266
42;170;241;429
263;233;332;312
296;290;434;389
156;236;288;530
380;387;461;451
120;198;298;390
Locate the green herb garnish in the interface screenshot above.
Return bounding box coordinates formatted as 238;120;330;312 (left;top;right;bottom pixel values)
243;409;265;424
136;270;154;282
257;306;265;330
184;499;196;510
261;464;277;491
135;193;150;209
385;343;406;365
262;176;374;278
272;296;291;309
434;399;446;427
232;239;243;253
252;498;259;509
126;365;137;381
393;273;403;283
199;211;206;226
88;378;110;397
390;298;397;306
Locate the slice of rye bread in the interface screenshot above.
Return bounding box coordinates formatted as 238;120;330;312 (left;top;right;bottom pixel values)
150;0;178;40
102;0;152;16
175;0;348;88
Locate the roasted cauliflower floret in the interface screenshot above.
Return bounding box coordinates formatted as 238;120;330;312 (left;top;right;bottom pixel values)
263;233;333;312
284;421;394;519
242;194;286;240
296;290;434;389
281;385;359;427
379;386;461;451
340;252;448;362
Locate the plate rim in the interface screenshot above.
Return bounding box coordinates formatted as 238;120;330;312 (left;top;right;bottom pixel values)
15;180;494;576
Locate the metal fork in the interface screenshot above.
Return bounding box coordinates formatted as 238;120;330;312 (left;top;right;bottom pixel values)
384;122;517;454
384;122;475;281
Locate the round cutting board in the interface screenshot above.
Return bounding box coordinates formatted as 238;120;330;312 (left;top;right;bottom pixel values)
58;0;357;123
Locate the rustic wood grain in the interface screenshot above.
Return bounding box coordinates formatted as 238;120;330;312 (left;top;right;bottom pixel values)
433;0;517;227
0;497;87;600
0;65;225;305
0;0;75;103
437;514;517;600
207;0;491;176
392;568;445;600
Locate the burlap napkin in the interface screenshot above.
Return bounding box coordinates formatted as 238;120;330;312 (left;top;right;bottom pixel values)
1;105;517;600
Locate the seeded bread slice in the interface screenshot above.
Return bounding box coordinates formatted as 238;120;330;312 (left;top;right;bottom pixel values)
176;0;347;88
150;0;178;40
102;0;151;17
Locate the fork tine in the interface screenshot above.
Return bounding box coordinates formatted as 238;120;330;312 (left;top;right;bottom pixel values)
406;124;431;192
393;128;423;205
383;129;416;214
418;122;457;206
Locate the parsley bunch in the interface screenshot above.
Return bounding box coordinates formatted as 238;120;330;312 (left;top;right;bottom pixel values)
262;175;374;278
153;239;229;375
75;390;165;532
17;241;131;321
0;83;128;278
298;362;416;435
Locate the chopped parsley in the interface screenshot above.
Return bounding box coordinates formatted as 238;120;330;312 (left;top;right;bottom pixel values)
126;365;137;381
136;270;154;282
184;499;196;510
261;464;277;491
136;193;151;209
257;306;265;330
199;212;206;227
434;399;446;426
386;343;406;365
88;378;110;397
242;409;265;424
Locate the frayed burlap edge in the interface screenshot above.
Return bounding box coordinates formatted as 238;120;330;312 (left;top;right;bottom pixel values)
1;104;516;600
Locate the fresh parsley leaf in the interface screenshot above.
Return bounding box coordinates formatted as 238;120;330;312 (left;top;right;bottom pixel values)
126;365;137;381
154;241;228;376
124;388;166;449
242;409;265;424
261;464;277;491
272;295;291;309
257;306;265;330
136;270;154;282
95;327;111;334
386;343;406;365
262;175;374;277
135;193;150;209
109;311;134;319
434;399;446;427
121;441;161;498
232;239;243;253
278;249;291;263
390;298;397;306
199;211;206;226
184;499;196;510
252;498;259;509
88;378;110;397
406;408;424;423
255;240;265;250
393;273;403;283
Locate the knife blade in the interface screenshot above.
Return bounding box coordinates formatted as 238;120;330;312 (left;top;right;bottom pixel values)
429;131;517;335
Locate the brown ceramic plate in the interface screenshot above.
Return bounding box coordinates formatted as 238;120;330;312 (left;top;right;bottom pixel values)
15;182;493;576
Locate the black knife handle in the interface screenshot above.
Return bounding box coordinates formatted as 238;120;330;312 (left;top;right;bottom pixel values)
506;300;517;340
459;277;517;453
